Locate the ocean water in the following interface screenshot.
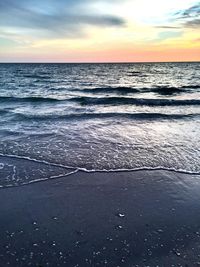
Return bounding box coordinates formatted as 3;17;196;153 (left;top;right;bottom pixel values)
0;62;200;187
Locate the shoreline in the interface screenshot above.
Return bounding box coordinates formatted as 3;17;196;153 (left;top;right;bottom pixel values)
1;153;200;189
1;170;200;266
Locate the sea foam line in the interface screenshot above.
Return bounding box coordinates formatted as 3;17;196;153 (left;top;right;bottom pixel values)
1;169;79;189
0;153;76;170
0;153;200;176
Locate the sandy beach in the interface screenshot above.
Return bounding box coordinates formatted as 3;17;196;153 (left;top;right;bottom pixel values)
1;170;200;266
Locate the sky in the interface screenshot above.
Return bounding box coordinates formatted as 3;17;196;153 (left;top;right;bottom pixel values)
0;0;200;62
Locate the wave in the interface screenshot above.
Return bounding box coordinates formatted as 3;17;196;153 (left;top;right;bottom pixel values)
23;74;51;79
75;85;199;95
12;112;198;121
150;85;200;95
179;85;200;89
0;96;60;103
69;96;200;106
1;87;200;106
151;87;186;95
1;94;200;107
127;71;143;76
77;86;140;94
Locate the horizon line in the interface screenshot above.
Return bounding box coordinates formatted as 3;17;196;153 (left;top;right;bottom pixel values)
0;60;200;64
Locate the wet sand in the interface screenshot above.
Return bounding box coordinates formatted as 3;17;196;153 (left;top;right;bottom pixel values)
1;170;200;266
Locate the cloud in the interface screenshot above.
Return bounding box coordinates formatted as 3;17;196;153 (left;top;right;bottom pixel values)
177;3;200;18
0;0;125;39
184;18;200;27
155;26;181;29
174;2;200;28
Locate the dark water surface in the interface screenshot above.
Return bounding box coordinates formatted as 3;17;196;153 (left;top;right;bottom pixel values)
0;62;200;187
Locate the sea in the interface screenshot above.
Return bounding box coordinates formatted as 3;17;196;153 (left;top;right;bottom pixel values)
0;62;199;187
